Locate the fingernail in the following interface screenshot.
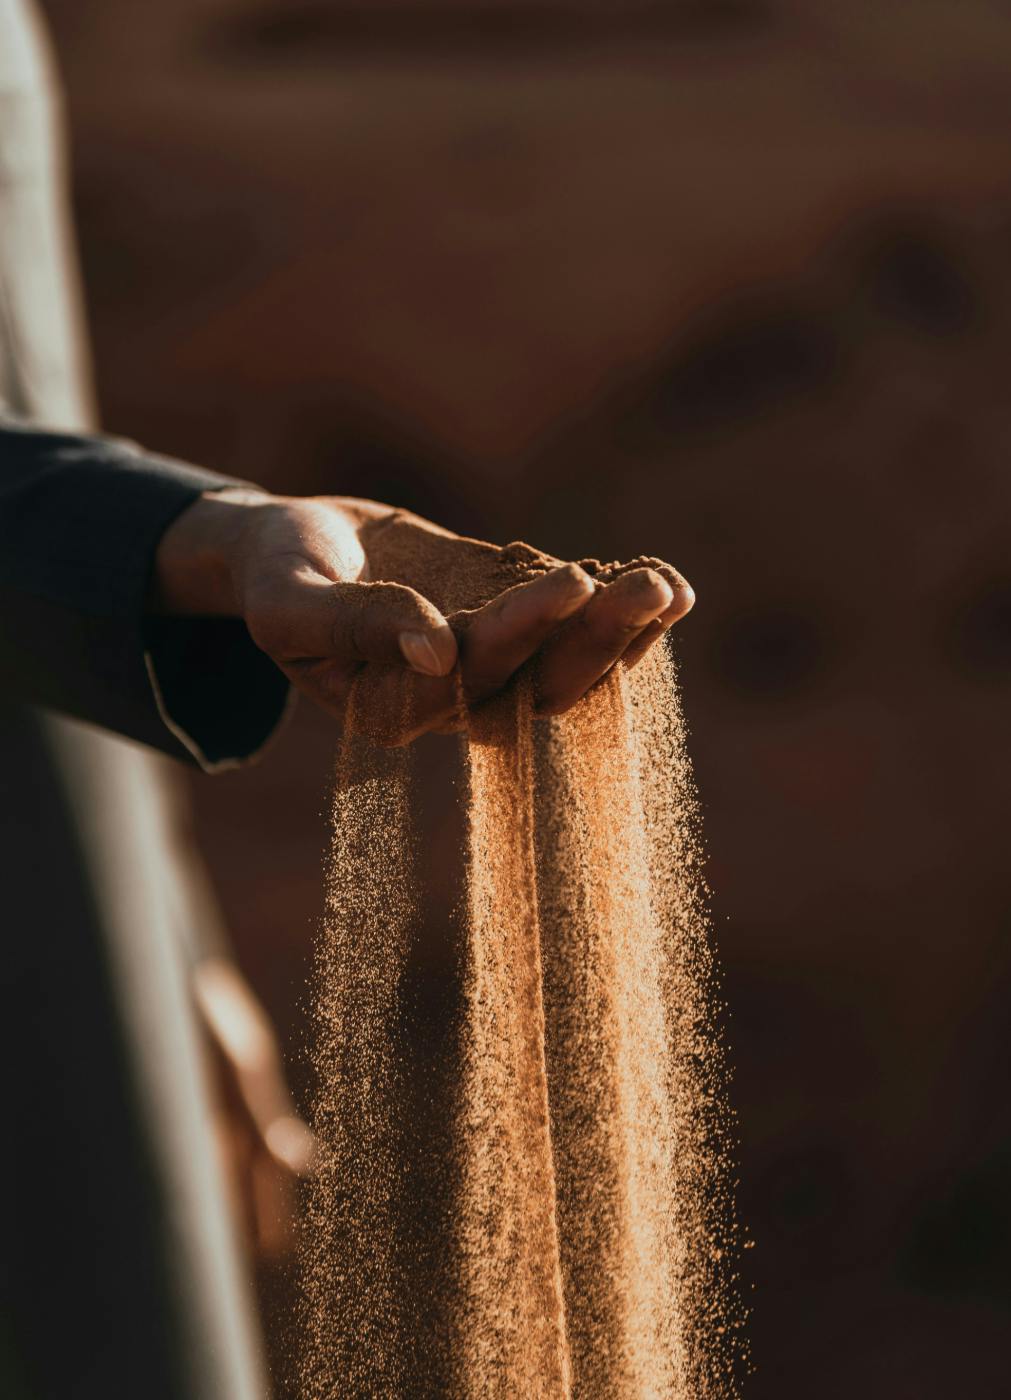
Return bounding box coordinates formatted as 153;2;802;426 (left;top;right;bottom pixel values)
627;574;674;626
399;630;445;676
551;564;595;618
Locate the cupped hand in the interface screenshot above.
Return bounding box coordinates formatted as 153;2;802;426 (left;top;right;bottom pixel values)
157;491;694;745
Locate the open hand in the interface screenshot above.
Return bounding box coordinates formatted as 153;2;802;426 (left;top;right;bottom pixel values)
155;491;694;746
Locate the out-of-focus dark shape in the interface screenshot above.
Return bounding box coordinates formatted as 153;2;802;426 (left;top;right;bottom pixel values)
946;580;1011;679
205;0;769;63
706;608;831;701
629;310;843;437
858;222;981;336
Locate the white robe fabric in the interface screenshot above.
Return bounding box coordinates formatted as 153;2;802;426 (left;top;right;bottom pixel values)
0;6;268;1396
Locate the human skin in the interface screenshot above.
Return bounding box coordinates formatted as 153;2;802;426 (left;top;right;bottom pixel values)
154;490;694;746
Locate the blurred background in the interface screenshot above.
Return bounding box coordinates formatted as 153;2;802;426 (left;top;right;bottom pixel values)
36;1;1011;1394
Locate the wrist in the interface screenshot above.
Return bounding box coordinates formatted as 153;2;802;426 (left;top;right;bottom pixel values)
153;487;274;615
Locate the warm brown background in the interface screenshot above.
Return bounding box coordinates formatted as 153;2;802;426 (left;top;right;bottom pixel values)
40;2;1011;1395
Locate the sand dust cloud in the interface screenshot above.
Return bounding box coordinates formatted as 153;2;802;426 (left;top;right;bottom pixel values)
298;640;746;1397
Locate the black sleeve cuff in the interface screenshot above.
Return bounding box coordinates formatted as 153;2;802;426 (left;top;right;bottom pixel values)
144;617;293;772
0;420;292;766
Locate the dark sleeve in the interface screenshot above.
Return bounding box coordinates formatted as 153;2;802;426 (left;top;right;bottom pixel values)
0;419;291;769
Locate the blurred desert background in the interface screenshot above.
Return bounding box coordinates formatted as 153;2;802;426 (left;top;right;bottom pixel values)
38;2;1011;1395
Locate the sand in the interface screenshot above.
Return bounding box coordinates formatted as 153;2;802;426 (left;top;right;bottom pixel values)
297;537;746;1398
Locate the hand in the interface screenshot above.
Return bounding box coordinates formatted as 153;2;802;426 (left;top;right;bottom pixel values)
155;491;694;745
192;956;314;1258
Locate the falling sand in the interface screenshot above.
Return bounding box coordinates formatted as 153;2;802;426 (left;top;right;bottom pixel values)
297;543;747;1399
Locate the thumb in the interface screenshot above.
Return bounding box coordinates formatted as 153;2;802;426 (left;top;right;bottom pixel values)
331;579;457;676
245;565;457;675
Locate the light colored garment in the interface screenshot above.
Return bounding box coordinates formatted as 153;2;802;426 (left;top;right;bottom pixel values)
0;0;93;425
0;4;268;1396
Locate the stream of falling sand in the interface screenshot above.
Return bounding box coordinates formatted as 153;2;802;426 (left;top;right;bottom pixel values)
298;642;746;1398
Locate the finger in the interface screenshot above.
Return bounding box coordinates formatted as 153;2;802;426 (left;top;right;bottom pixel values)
336;587;611;740
534;567;676;715
333;581;458;675
618;577;696;669
619;617;666;670
318;563;596;743
249;562;457;677
458;563;594;703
